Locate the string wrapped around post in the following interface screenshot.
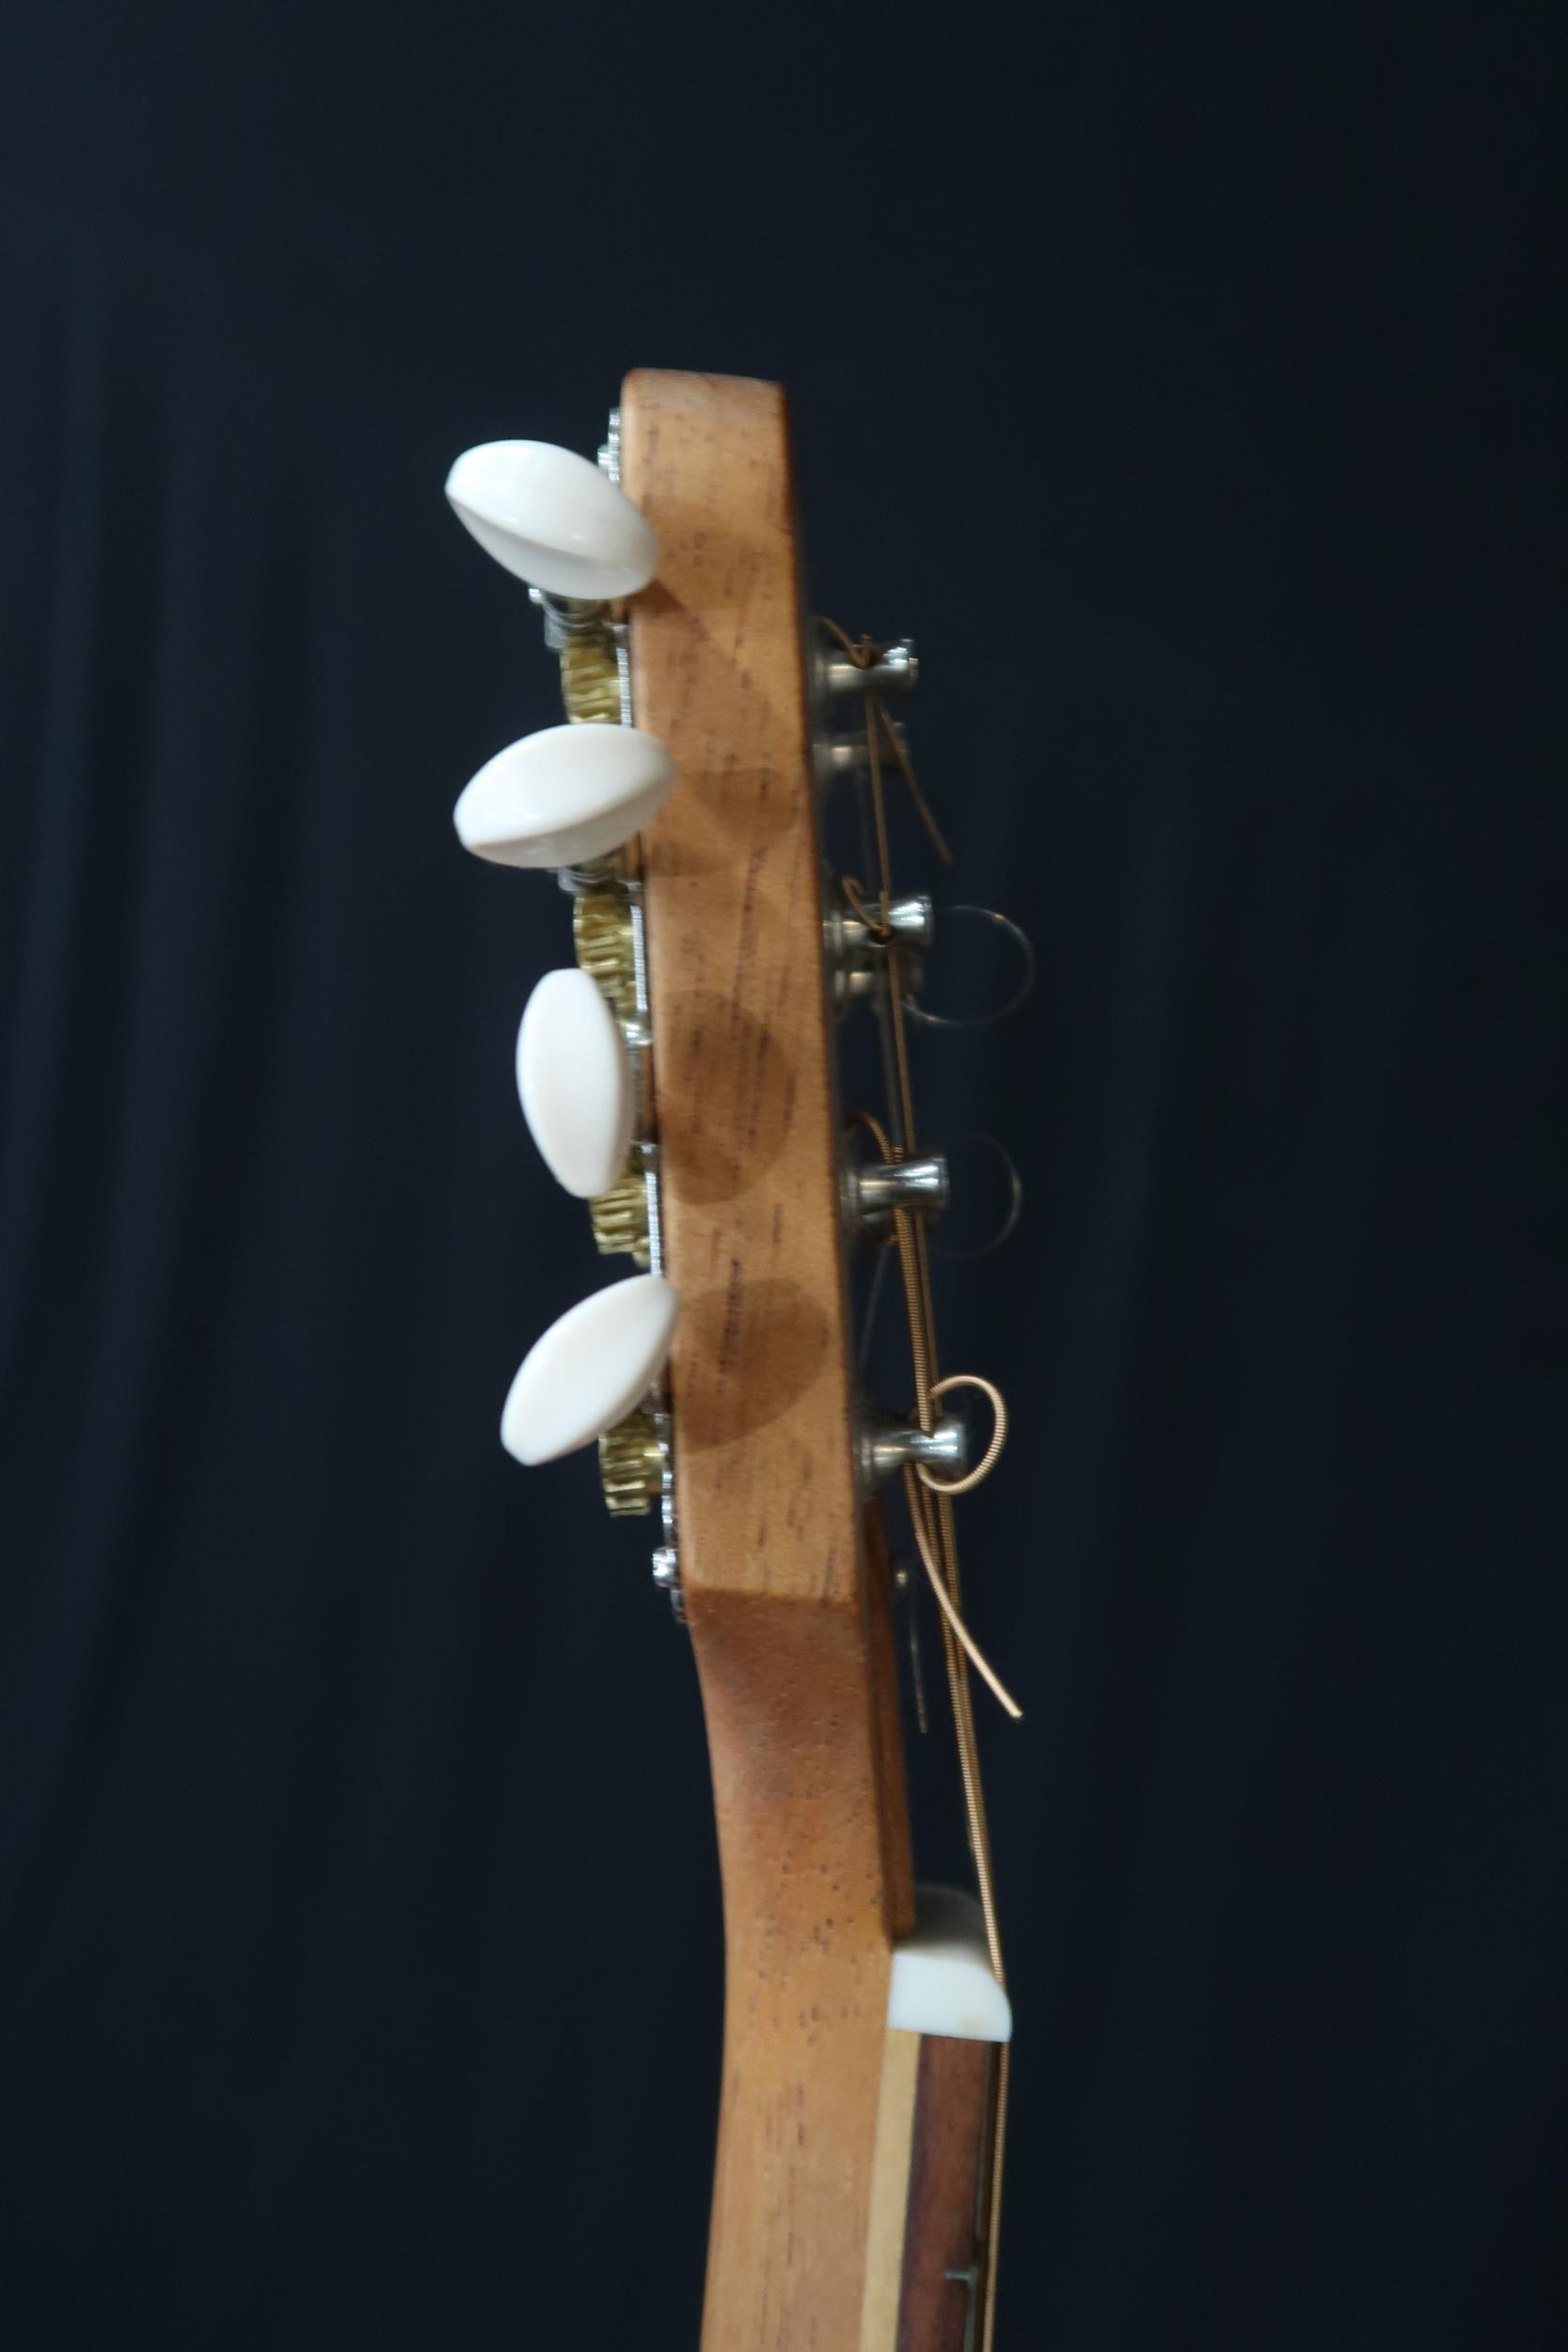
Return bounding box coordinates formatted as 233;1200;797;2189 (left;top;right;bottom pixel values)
918;1373;1009;1498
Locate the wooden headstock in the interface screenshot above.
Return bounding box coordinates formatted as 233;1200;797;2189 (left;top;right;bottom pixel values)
624;370;915;2344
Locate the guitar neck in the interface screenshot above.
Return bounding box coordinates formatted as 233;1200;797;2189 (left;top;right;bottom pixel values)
622;370;1006;2351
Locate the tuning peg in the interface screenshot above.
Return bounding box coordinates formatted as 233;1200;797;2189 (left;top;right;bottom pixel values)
860;1411;969;1490
818;635;919;700
845;1152;949;1232
516;968;635;1200
453;723;674;870
500;1273;678;1466
445;440;657;599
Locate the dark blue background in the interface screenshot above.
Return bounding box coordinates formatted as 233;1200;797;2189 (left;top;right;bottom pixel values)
1;8;1563;2345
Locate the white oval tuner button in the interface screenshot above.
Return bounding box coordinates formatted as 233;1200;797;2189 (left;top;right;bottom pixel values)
500;1274;677;1467
453;723;673;869
516;968;634;1199
445;440;657;599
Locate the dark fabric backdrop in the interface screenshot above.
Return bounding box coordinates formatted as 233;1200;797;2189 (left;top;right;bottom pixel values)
1;8;1563;2347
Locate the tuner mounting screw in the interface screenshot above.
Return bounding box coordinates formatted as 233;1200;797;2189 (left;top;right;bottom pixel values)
597;1410;667;1518
651;1541;685;1622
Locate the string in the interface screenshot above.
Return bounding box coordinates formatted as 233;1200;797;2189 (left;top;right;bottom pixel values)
826;623;1013;2352
903;1461;1022;1717
919;1373;1010;1498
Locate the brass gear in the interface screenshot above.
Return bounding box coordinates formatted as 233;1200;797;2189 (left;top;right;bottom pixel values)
573;889;637;1018
589;1167;651;1267
558;632;623;725
597;1411;665;1518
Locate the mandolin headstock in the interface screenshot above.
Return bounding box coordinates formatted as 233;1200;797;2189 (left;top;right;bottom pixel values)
446;370;1024;2352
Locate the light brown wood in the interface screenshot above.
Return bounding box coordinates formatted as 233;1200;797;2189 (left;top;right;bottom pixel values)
861;2029;924;2352
622;369;915;2352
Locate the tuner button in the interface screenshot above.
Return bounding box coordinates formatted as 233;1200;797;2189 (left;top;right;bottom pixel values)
500;1273;678;1466
445;440;657;599
453;723;674;870
516;968;634;1200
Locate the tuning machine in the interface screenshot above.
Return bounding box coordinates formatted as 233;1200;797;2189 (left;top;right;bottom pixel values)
446;437;656;605
843;1147;949;1238
816;635;919;703
453;724;673;871
597;1408;669;1518
589;1152;657;1269
516;967;635;1198
448;429;680;1594
571;883;641;1018
811;626;916;784
499;1273;677;1469
858;1409;969;1495
816;719;913;787
825;890;934;1013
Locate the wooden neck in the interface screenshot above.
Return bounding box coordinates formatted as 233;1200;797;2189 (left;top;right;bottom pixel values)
623;370;909;2343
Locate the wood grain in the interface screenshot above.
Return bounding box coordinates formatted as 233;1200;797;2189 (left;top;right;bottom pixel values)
897;2036;995;2352
860;2030;998;2352
860;2029;924;2352
622;369;914;2352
